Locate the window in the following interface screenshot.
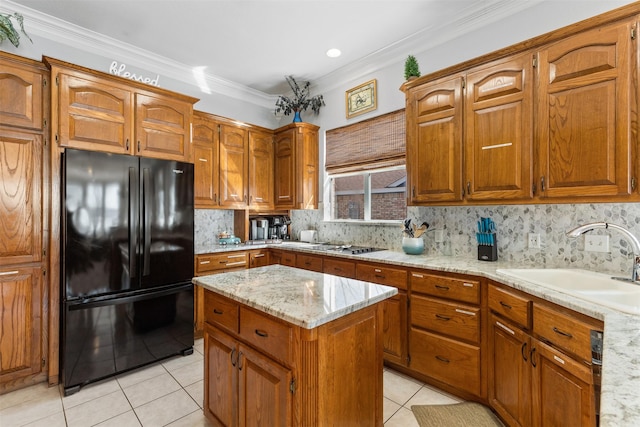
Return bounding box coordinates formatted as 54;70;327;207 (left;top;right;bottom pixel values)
329;166;406;221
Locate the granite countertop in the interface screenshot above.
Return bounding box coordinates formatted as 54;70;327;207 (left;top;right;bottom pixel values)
193;264;397;329
195;243;640;426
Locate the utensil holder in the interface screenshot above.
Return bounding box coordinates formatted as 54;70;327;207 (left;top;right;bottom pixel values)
402;237;425;255
477;233;497;261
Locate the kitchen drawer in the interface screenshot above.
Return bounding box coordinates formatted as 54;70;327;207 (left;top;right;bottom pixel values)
204;290;239;333
196;252;248;274
410;328;481;396
533;303;595;363
323;258;356;278
488;284;531;329
411;295;480;343
240;307;293;364
357;263;407;290
296;254;323;272
249;250;269;268
410;272;480;304
271;250;296;267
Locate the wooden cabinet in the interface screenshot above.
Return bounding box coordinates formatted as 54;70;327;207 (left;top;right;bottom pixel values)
270;250;296;267
356;263;408;366
202;287;384;427
248;129;274;210
193;111;219;208
464;53;533;201
46;57;196;162
537;19;633;199
296;253;323;272
219;124;249;208
0;266;44;391
322;258;356;279
249;249;270;268
0;52;48;393
488;282;601;427
274;123;319;210
406;75;463;204
409;271;483;398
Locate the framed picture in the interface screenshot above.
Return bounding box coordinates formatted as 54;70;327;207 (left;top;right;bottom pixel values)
345;79;377;118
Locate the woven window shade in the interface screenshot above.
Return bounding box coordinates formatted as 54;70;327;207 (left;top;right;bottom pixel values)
326;109;405;174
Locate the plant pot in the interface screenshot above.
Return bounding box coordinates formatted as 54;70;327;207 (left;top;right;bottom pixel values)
402;237;424;255
293;111;302;123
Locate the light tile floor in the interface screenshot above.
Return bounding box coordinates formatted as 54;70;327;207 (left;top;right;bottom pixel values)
1;338;462;426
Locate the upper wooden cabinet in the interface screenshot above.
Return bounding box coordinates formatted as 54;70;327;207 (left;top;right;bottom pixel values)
193;111;219;208
403;14;638;205
274;122;319;210
537;19;633;198
219;123;249;208
406;75;463;204
0;55;44;131
45;57;197;162
464;53;533;201
248;129;274;210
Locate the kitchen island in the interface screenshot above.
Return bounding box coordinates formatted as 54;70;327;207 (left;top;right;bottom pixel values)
193;264;398;427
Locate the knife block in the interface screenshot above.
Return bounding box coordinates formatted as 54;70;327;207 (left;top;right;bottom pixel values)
478;234;497;261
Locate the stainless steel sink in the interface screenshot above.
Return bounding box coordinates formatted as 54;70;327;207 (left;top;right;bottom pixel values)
496;268;640;314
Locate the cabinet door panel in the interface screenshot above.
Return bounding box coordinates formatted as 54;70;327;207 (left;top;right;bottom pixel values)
0;61;43;130
299;128;318;209
407;76;463;203
204;325;237;427
0;129;42;265
248;130;274;209
0;266;42;385
193;115;219;208
58;73;133;154
219;124;248;208
382;291;407;366
274;129;295;209
135;93;190;161
465;54;533;200
537;20;631;197
238;344;291;427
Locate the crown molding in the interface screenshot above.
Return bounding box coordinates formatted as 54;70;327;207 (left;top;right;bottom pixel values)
2;0;278;109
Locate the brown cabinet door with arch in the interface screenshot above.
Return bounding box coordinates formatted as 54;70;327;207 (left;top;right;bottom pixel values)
0;58;43;130
248;130;274;210
219;124;248;208
0;129;42;266
537;19;633;198
192;113;219;208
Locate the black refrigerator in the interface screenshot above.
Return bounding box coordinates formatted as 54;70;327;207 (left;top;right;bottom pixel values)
61;148;195;396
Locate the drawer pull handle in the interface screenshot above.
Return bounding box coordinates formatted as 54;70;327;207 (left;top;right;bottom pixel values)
213;309;223;315
463;283;474;287
226;261;247;267
254;254;265;258
435;285;450;291
334;267;342;271
499;301;512;310
255;329;269;338
231;348;237;366
521;342;528;361
305;261;311;265
553;355;566;365
228;254;245;259
496;321;515;335
552;327;573;338
199;260;211;265
238;351;244;370
455;309;476;316
0;270;19;276
435;355;450;364
374;269;382;273
374;274;385;279
412;273;424;278
530;348;537;367
435;314;451;321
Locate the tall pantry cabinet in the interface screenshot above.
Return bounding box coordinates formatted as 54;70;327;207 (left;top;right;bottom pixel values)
0;51;49;392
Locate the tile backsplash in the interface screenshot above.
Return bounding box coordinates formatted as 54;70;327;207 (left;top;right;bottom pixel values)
194;209;235;253
290;202;640;276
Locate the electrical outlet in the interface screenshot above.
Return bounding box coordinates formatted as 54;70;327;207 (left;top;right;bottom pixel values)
585;235;609;253
528;233;541;249
435;229;444;243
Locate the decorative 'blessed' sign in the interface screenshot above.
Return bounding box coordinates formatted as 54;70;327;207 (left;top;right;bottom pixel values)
109;61;160;86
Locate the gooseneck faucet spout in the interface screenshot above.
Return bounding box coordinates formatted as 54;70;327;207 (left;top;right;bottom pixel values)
566;222;640;282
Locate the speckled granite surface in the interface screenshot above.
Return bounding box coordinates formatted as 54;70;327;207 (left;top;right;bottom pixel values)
194;244;640;427
193;264;397;329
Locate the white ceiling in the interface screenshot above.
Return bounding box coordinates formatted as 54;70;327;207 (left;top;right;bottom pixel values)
7;0;543;95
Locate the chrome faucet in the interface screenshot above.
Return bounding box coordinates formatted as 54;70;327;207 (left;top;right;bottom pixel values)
566;222;640;283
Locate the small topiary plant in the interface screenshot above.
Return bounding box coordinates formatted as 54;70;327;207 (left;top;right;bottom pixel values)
404;55;421;80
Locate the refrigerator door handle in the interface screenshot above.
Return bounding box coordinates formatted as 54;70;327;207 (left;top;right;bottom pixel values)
129;167;137;279
66;283;193;310
142;168;151;276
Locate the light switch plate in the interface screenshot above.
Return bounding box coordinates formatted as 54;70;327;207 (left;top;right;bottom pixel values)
585;235;609;253
434;229;444;243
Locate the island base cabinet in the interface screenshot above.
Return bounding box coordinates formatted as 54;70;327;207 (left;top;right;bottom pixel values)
204;323;292;427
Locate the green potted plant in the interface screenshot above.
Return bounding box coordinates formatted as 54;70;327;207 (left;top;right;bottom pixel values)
275;75;325;123
0;12;32;47
404;55;421;81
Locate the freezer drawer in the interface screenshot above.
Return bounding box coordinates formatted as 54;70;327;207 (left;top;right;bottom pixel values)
62;283;194;395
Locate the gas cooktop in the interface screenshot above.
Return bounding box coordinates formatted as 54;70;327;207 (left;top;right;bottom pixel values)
322;245;384;255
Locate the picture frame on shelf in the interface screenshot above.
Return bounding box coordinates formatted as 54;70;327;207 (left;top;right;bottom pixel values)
345;79;377;118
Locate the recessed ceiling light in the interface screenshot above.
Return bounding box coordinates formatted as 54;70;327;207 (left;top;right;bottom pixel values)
326;48;341;58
